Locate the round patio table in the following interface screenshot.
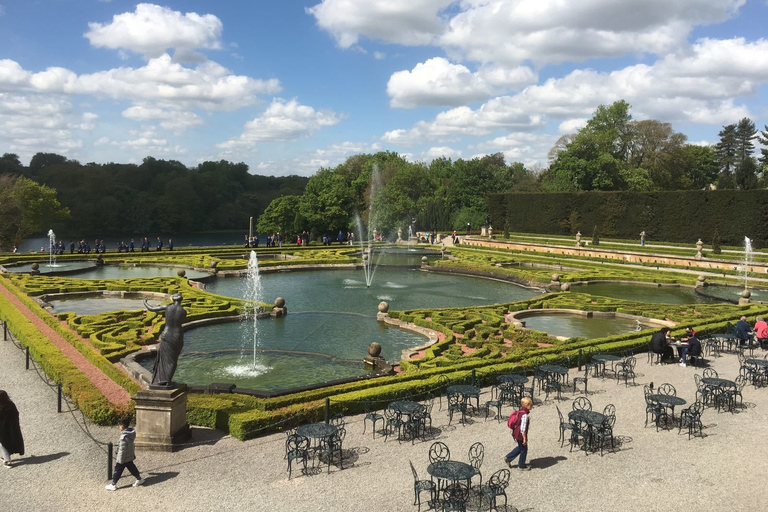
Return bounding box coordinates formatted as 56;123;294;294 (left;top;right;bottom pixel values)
591;354;620;377
650;394;686;419
568;410;606;426
746;358;768;369
427;460;475;483
497;374;528;386
539;364;569;384
701;377;735;388
296;423;338;467
447;384;481;410
388;400;423;416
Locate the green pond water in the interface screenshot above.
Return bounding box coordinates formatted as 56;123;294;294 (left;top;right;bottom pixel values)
572;283;718;304
518;313;648;339
141;268;542;391
700;285;768;302
50;297;146;316
3;263;209;280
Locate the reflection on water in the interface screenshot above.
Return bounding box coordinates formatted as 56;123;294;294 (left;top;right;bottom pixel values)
50;297;146;316
701;285;768;302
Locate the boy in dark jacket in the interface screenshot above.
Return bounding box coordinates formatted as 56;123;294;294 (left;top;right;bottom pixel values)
106;418;143;490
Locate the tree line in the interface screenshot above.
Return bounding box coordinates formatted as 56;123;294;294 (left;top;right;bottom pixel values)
0;154;308;248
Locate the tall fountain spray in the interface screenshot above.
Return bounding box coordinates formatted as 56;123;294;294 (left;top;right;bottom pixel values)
743;236;753;291
245;250;262;368
357;165;384;287
47;229;58;267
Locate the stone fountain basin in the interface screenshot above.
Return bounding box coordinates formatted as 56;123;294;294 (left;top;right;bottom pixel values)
508;308;672;341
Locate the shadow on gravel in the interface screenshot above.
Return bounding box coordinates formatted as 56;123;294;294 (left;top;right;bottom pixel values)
175;427;227;451
143;471;180;485
15;451;70;466
528;455;566;469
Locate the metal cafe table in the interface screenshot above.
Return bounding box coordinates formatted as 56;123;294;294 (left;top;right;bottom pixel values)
650;394;686;420
591;354;621;377
539;363;569;384
447;384;481;411
702;377;736;412
388;400;424;441
568;410;606;450
427;460;475;491
497;374;528;402
296;422;338;467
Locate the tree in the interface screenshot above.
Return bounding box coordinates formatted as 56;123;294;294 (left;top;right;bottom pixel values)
734;156;759;190
0;175;70;251
0;153;23;176
734;117;757;163
257;195;301;236
682;145;718;189
757;125;768;171
715;124;737;189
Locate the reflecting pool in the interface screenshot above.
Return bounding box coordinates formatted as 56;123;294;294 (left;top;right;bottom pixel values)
699;285;768;303
50;297;146;316
571;282;718;304
516;312;648;339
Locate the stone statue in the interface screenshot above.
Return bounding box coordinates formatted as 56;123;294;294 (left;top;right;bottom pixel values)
144;294;187;389
397;227;403;242
575;231;582;247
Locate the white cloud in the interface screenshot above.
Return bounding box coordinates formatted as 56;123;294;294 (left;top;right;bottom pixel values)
85;3;223;60
307;0;452;48
217;98;342;150
98;128;188;156
472;132;561;166
422;146;462;160
122;104;203;132
373;51;386;60
0;93;83;158
79;112;98;130
0;55;281;111
387;57;497;108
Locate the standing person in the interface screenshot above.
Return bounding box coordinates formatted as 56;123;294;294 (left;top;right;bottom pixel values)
105;417;143;490
338;230;345;244
129;239;135;252
0;390;24;468
640;231;646;246
156;237;163;251
504;397;532;470
69;240;75;254
168;239;173;251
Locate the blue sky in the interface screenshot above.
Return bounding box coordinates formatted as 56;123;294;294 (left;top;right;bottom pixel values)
1;0;767;176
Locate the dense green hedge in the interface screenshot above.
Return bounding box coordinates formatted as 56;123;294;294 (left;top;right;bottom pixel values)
488;189;768;247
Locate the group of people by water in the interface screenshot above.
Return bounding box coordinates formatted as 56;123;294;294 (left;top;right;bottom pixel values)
40;237;175;255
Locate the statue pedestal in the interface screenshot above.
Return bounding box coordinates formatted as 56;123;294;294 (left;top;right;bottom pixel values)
133;385;190;452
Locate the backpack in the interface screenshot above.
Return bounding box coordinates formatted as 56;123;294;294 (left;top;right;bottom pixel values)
507;408;527;441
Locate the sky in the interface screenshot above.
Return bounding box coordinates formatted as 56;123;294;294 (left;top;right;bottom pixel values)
1;0;767;177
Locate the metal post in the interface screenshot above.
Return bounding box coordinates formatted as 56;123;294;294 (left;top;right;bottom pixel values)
471;369;476;386
26;346;30;369
324;398;330;424
58;383;63;413
3;321;7;341
107;442;113;481
578;348;583;371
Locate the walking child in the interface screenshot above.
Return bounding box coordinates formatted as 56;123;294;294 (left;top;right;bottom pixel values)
105;418;144;490
504;396;532;470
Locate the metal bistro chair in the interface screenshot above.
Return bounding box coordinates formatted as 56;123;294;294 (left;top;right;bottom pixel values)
694;374;713;407
467;441;484;489
428;441;451;464
285;433;310;479
585;346;602;377
615;356;636;386
447;392;467;425
480;468;511;512
594;413;616;456
572;396;592;411
544;376;563;400
320;426;345;473
384;407;404;442
644;385;667;430
441;484;469;512
678;401;704;439
363;403;385;438
409;460;436;512
703;368;719;379
556;405;575;448
573;366;589;395
419;396;435;436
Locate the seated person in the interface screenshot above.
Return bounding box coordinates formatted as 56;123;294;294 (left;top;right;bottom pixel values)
755;316;768;349
735;315;754;345
650;327;674;363
679;327;701;367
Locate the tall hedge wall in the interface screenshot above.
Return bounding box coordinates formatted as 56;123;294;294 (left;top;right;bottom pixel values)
488;189;768;246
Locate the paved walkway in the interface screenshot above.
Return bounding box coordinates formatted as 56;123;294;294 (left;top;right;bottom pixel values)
0;281;131;405
4;329;768;511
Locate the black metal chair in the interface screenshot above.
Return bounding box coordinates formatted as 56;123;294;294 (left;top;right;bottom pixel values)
428;441;451;463
644;385;666;430
703;368;718;379
678;401;704;439
419;396;435;436
480;468;510;512
441;484;469;512
556;405;574;448
615;356;636;386
484;394;503;422
585;346;602;377
447;392;467;425
320;426;345;473
363;403;384;438
572;366;589;394
329;413;346;429
602;404;616;418
594;413;616;456
572;396;592;411
694;374;713;407
409;460;436;512
467;441;484;489
384;407;404;442
658;383;676;396
285;433;309;479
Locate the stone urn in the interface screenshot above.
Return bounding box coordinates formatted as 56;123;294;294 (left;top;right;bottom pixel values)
397;228;403;243
364;341;386;369
421;256;428;265
560;282;571;292
271;297;287;317
575;231;582;247
377;301;389;321
30;262;40;275
695;239;704;260
31;262;39;270
177;269;186;277
549;273;561;291
739;289;752;305
696;275;706;288
367;342;382;358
